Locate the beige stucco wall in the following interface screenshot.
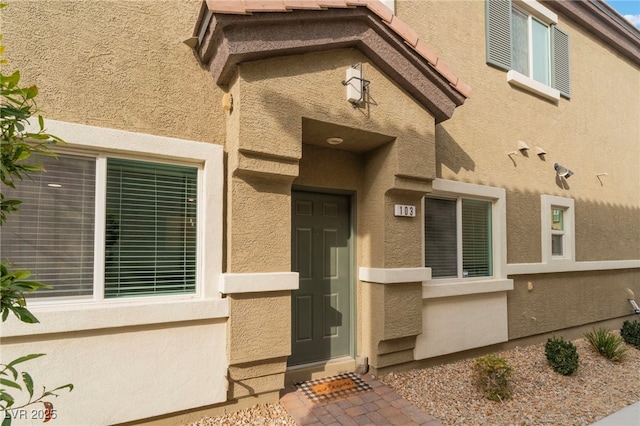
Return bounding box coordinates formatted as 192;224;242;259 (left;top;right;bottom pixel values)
508;269;640;339
398;0;640;264
2;0;223;144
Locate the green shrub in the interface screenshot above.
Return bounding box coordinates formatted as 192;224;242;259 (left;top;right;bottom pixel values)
473;354;513;402
621;320;640;348
584;327;627;362
545;337;579;375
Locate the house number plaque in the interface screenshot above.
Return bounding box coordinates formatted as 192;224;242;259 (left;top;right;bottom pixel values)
394;204;416;217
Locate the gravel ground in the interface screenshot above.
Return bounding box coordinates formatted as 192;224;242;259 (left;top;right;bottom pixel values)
188;336;639;426
381;336;640;426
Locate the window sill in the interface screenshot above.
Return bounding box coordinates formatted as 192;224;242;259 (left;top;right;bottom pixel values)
1;297;229;338
422;278;513;299
507;70;560;102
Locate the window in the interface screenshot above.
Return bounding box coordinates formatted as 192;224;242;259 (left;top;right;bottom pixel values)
486;0;570;99
541;195;574;263
551;207;565;256
2;153;199;299
425;197;493;279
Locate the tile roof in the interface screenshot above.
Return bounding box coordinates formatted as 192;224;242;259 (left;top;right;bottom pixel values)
204;0;471;98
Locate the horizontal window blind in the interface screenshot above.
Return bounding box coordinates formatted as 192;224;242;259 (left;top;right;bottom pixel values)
105;159;197;298
1;153;95;298
462;199;492;277
425;198;457;278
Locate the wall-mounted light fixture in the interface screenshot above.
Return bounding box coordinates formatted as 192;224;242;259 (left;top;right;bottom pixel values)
342;63;369;107
554;163;574;179
517;140;530;153
534;146;547;157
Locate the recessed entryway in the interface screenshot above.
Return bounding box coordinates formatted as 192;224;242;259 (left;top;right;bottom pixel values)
289;190;353;367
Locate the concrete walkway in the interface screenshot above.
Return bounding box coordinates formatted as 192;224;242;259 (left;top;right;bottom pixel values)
591;401;640;426
279;374;441;425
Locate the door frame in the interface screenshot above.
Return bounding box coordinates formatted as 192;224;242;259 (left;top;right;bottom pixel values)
290;185;357;367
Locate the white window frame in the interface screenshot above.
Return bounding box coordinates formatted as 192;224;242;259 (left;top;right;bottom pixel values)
541;195;574;264
2;120;227;337
422;179;507;289
507;0;560;100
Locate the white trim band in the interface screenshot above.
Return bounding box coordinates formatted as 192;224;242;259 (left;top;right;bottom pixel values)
506;259;640;275
359;267;431;284
422;279;513;299
1;298;229;338
219;272;299;294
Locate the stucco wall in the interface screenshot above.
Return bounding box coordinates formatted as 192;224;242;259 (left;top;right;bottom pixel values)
508;269;640;339
398;0;640;264
2;320;228;425
2;0;223;143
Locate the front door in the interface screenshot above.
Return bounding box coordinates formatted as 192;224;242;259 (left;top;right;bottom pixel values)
289;191;352;366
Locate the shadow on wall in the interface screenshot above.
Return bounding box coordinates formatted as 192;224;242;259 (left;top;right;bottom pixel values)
435;124;475;178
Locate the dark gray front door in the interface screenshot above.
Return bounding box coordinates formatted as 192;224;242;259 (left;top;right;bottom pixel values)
289;191;352;366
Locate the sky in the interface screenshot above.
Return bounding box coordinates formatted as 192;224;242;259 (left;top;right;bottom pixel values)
605;0;640;28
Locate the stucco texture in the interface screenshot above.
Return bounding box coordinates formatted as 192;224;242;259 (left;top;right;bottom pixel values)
508;269;640;339
1;0;223;143
398;0;640;263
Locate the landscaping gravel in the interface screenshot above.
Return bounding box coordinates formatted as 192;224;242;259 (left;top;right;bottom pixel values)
381;336;640;425
188;335;640;425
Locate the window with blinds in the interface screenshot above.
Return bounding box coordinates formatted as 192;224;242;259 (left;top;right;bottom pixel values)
425;197;493;279
1;153;199;299
462;199;492;277
425;198;457;278
1;153;96;298
105;159;198;298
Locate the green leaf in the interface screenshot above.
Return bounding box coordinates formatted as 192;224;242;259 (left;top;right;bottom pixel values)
0;378;21;390
21;372;34;397
0;390;15;408
9;306;39;323
49;383;73;393
6;354;45;368
2;412;12;426
38;115;44;131
24;85;38;99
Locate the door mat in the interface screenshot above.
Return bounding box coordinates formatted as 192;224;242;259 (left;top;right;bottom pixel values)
295;372;372;404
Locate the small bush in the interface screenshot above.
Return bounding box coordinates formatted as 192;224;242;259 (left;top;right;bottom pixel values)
621;320;640;348
473;354;513;402
584;327;627;362
545;337;579;375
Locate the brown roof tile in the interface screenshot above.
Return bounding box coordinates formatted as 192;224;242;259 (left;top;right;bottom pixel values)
387;15;419;47
204;0;470;98
283;0;325;10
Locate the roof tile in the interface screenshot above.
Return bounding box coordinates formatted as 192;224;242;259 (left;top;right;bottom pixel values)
365;1;393;23
206;0;252;14
387;15;419;47
413;39;438;66
205;0;469;99
454;79;472;98
284;0;325;10
434;60;458;87
317;0;352;8
244;0;288;12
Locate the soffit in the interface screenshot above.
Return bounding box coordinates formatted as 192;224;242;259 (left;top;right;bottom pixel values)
193;0;470;123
